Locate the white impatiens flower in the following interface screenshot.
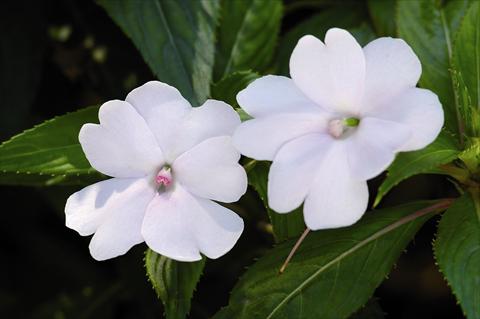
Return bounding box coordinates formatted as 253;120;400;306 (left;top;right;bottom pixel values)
233;28;443;230
65;81;247;261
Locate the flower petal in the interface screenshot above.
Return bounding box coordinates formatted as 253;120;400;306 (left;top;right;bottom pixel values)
125;81;192;153
362;37;421;112
79;100;163;178
237;75;322;117
268;134;332;213
128;83;240;162
173;136;247;203
141;185;243;261
304;143;369;230
170;100;241;160
371;88;443;152
233;112;328;161
191;196;244;260
290;29;366;114
347;117;411;180
65;177;155;260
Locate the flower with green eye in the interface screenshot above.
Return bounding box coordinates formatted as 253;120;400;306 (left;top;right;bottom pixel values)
233;28;444;230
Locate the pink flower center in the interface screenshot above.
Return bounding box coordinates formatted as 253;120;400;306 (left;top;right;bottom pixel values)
155;167;172;187
327;117;360;139
327;119;344;138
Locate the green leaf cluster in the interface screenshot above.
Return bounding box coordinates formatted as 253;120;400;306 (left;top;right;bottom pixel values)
215;201;445;318
2;0;480;318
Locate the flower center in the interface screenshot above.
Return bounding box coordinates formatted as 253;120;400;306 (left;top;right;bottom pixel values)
155;166;173;189
327;117;360;139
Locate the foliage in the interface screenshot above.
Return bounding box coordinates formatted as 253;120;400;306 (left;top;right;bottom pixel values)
145;249;205;319
247;161;305;242
0;106;103;186
97;0;220;105
375;131;460;206
2;0;480;318
435;193;480;319
452;1;480;138
397;0;471;134
215;201;448;318
213;0;282;81
211;70;259;109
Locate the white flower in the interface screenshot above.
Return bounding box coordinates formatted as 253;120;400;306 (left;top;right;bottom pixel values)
233;28;443;230
65;81;247;261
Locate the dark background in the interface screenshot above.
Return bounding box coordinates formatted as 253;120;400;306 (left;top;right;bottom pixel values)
0;0;464;318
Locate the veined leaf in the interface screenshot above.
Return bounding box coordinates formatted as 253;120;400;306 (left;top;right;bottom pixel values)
211;70;259;109
374;131;460;206
97;0;220;105
277;5;369;75
0;106;103;186
397;0;471;133
434;193;480;319
452;1;480;137
213;0;282;81
214;200;450;319
145;249;205;319
247;161;305;242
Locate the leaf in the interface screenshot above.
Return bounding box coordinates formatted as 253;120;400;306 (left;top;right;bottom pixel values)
458;138;480;174
247;161;305;242
452;1;480;137
213;0;282;81
397;0;471;133
211;70;259;108
451;68;480;138
145;249;205;319
367;0;396;37
97;0;220;105
0;106;103;186
374;131;460;206
214;200;450;319
276;5;369;75
434;193;480;319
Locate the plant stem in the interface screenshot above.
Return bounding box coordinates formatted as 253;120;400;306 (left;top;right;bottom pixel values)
269;198;454;317
279;227;310;274
278;198;455;275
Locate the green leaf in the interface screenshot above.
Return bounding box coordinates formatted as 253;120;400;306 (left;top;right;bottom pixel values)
0;106;103;186
374;131;460;206
214;200;449;319
451;68;480;138
367;0;396;37
247;161;305;242
434;193;480;319
276;5;369;75
145;249;205;319
452;1;480;137
213;0;282;81
397;0;471;133
211;71;259;109
97;0;220;105
458;138;480;174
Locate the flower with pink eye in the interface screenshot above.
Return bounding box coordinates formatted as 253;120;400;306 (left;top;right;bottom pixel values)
65;81;247;261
